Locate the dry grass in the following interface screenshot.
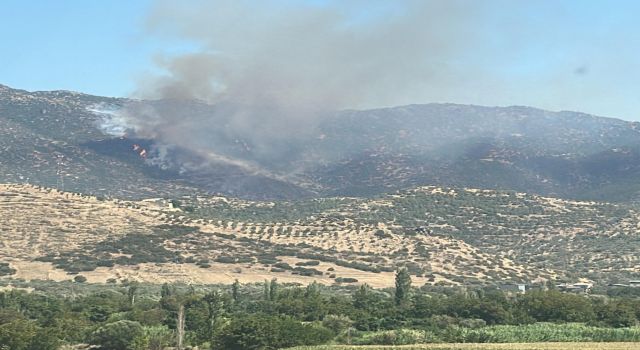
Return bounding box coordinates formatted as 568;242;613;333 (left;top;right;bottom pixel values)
1;183;537;286
3;182;638;287
0;184;167;260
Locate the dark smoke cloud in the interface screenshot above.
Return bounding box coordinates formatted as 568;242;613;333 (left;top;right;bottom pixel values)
109;0;486;178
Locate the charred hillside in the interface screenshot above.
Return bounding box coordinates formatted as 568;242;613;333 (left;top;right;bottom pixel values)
2;84;640;202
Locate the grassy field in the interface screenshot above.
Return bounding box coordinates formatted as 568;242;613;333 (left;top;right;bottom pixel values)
286;343;640;350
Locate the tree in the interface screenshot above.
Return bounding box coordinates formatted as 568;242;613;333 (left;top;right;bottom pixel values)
269;278;279;301
131;326;174;350
353;284;376;310
213;315;333;350
322;314;353;335
516;290;595;323
159;288;199;350
89;320;144;350
161;283;174;299
231;279;241;303
594;301;637;327
28;327;62;350
202;290;228;343
176;304;185;350
263;279;271;301
128;282;139;307
305;282;321;298
0;318;37;350
394;267;412;306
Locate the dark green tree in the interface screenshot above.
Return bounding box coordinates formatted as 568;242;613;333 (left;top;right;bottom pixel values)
269;278;279;301
201;290;228;343
0;318;37;350
161;283;174;299
231;279;241;303
394;267;412;306
128;281;139;307
213;315;332;350
89;320;144;350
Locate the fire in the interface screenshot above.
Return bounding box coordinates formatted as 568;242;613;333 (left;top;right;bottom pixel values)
132;144;147;158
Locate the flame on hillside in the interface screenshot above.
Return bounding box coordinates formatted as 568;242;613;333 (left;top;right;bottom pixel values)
132;144;148;159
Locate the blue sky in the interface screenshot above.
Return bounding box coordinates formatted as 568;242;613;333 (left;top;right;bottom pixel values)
1;0;639;120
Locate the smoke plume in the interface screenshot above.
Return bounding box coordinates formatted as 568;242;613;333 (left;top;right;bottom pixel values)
107;0;485;178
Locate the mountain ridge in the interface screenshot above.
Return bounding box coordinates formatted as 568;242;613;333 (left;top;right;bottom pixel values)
3;83;640;201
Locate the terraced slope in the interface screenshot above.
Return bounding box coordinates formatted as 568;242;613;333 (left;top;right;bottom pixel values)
2;184;639;286
0;185;548;286
181;186;640;284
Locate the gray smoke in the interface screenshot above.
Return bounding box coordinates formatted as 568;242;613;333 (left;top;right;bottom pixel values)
111;0;485;177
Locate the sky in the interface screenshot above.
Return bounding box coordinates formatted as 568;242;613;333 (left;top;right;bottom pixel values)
1;0;639;120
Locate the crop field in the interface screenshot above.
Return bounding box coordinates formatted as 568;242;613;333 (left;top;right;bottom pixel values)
286;342;640;350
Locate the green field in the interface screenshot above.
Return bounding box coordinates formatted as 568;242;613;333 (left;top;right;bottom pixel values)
286;342;640;350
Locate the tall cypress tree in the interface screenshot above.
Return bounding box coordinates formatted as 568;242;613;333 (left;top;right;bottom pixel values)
394;267;412;306
231;279;241;302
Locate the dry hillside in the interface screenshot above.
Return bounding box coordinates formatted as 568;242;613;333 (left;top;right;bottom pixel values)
2;183;639;287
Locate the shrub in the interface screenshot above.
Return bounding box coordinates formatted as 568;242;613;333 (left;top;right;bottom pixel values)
73;275;87;283
0;263;16;276
354;329;441;345
335;277;358;283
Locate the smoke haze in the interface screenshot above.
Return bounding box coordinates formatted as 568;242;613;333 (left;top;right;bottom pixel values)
106;0;488;175
141;0;482;109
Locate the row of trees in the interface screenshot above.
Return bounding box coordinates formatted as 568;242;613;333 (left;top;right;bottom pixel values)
1;270;639;349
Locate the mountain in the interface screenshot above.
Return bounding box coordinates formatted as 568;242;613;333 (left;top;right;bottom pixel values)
2;183;639;285
3;82;640;286
311;105;640;201
2;83;640;202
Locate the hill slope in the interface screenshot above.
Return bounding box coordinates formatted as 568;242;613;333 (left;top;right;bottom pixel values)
1;184;639;286
3;84;640;201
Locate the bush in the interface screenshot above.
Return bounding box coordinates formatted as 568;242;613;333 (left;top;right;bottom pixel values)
439;323;640;343
73;275;87;283
215;256;237;264
292;267;323;276
0;263;16;276
353;329;441;345
273;262;293;270
335;277;358;283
